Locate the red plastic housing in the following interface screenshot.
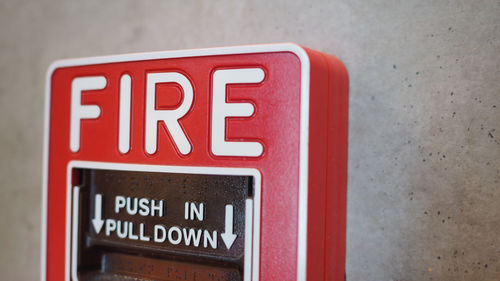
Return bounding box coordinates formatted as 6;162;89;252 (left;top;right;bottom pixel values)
42;43;348;281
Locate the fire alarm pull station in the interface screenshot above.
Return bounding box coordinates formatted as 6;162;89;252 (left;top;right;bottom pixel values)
42;43;348;281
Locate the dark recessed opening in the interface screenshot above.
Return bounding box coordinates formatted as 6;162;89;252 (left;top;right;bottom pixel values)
73;168;253;281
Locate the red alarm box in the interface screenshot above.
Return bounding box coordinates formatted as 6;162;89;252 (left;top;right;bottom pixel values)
42;43;348;281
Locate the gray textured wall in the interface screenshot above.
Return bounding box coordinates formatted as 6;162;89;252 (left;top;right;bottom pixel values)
0;0;498;280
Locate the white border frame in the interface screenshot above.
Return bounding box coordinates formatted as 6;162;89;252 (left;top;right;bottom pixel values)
67;161;261;281
41;43;310;281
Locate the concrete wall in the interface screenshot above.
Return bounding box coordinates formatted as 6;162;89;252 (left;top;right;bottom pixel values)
0;0;498;280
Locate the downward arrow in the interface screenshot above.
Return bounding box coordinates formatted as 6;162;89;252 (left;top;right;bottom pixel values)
91;194;104;234
221;204;237;250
